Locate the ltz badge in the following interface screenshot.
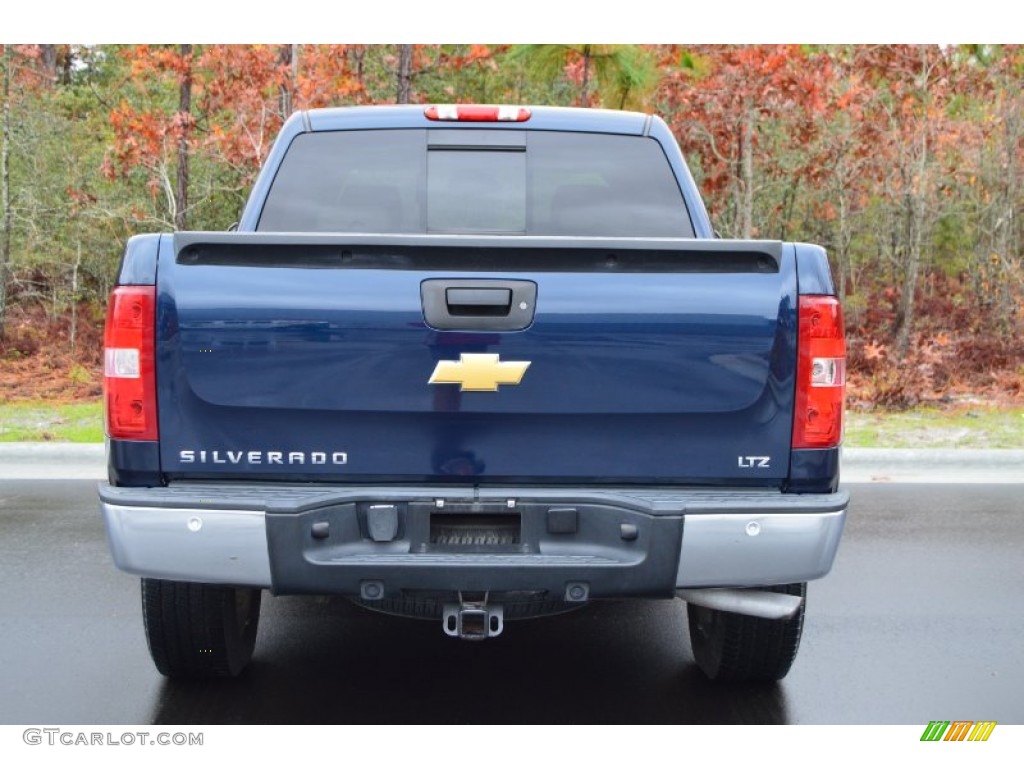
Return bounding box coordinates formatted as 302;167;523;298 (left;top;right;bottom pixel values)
429;353;531;392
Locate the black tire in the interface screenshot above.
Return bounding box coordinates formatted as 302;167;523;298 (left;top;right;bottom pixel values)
141;578;261;679
686;583;806;683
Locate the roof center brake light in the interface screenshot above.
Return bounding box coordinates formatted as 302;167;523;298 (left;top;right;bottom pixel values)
424;105;531;122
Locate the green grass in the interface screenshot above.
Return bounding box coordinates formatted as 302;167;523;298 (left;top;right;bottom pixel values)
0;400;104;442
845;406;1024;449
1;398;1021;449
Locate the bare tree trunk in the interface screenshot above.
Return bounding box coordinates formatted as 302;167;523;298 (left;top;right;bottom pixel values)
0;46;11;338
278;45;294;117
70;242;80;354
738;108;754;239
893;50;934;360
894;200;921;357
291;44;299;104
894;138;927;358
396;45;413;104
779;180;799;241
836;186;850;300
278;44;299;116
174;44;192;231
993;96;1020;324
349;45;366;93
61;46;72;85
580;45;591;107
40;45;58;86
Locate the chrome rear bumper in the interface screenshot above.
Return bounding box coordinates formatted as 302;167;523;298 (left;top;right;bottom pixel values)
100;484;847;594
102;503;272;587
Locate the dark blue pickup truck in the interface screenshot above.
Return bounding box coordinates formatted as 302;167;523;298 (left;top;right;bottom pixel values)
99;104;849;682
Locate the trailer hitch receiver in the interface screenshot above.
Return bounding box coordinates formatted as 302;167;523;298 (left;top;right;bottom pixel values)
443;593;504;640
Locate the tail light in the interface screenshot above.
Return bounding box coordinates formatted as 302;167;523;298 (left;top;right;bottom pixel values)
793;295;846;449
104;286;158;440
424;105;531;122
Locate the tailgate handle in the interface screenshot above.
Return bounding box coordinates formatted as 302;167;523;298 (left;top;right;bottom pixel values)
422;279;537;331
446;288;512;316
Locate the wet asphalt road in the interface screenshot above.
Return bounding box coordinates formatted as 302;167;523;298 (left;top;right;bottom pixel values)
0;479;1021;725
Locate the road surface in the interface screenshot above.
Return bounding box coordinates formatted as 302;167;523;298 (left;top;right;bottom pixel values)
0;478;1021;724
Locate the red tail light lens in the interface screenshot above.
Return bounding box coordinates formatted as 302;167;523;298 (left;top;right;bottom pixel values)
793;295;846;449
104;286;158;440
424;105;531;122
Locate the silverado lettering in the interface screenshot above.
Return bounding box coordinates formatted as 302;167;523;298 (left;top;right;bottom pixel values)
99;104;849;683
178;450;348;465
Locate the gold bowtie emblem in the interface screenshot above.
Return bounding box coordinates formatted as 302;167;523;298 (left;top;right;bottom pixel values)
429;353;531;392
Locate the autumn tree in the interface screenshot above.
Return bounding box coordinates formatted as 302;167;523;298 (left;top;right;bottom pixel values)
198;45;293;179
104;45;200;229
292;45;363;108
1;46;11;337
509;44;657;109
796;46;886;305
966;45;1024;328
174;44;192;230
850;46;963;358
1;45;71;337
0;46;152;347
657;45;832;239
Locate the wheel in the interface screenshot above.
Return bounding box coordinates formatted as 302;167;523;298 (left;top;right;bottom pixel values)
141;578;261;679
686;583;806;683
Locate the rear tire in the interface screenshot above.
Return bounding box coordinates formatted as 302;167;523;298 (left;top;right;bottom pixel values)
141;578;261;679
686;583;806;683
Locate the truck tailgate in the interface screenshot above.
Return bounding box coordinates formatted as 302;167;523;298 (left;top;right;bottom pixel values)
156;233;796;484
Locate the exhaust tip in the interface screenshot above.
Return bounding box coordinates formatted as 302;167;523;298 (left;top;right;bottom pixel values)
678;588;803;620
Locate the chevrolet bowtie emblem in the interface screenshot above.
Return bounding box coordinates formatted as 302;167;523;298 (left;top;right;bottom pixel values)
429;353;531;392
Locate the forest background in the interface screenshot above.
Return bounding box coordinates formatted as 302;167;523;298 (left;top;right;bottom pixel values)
0;44;1021;439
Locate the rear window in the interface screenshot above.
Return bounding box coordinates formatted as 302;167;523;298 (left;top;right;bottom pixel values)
257;129;693;237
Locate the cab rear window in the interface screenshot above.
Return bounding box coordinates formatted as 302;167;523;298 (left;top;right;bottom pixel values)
257;129;694;237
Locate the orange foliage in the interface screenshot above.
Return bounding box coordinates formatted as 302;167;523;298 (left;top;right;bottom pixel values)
106;45;366;189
